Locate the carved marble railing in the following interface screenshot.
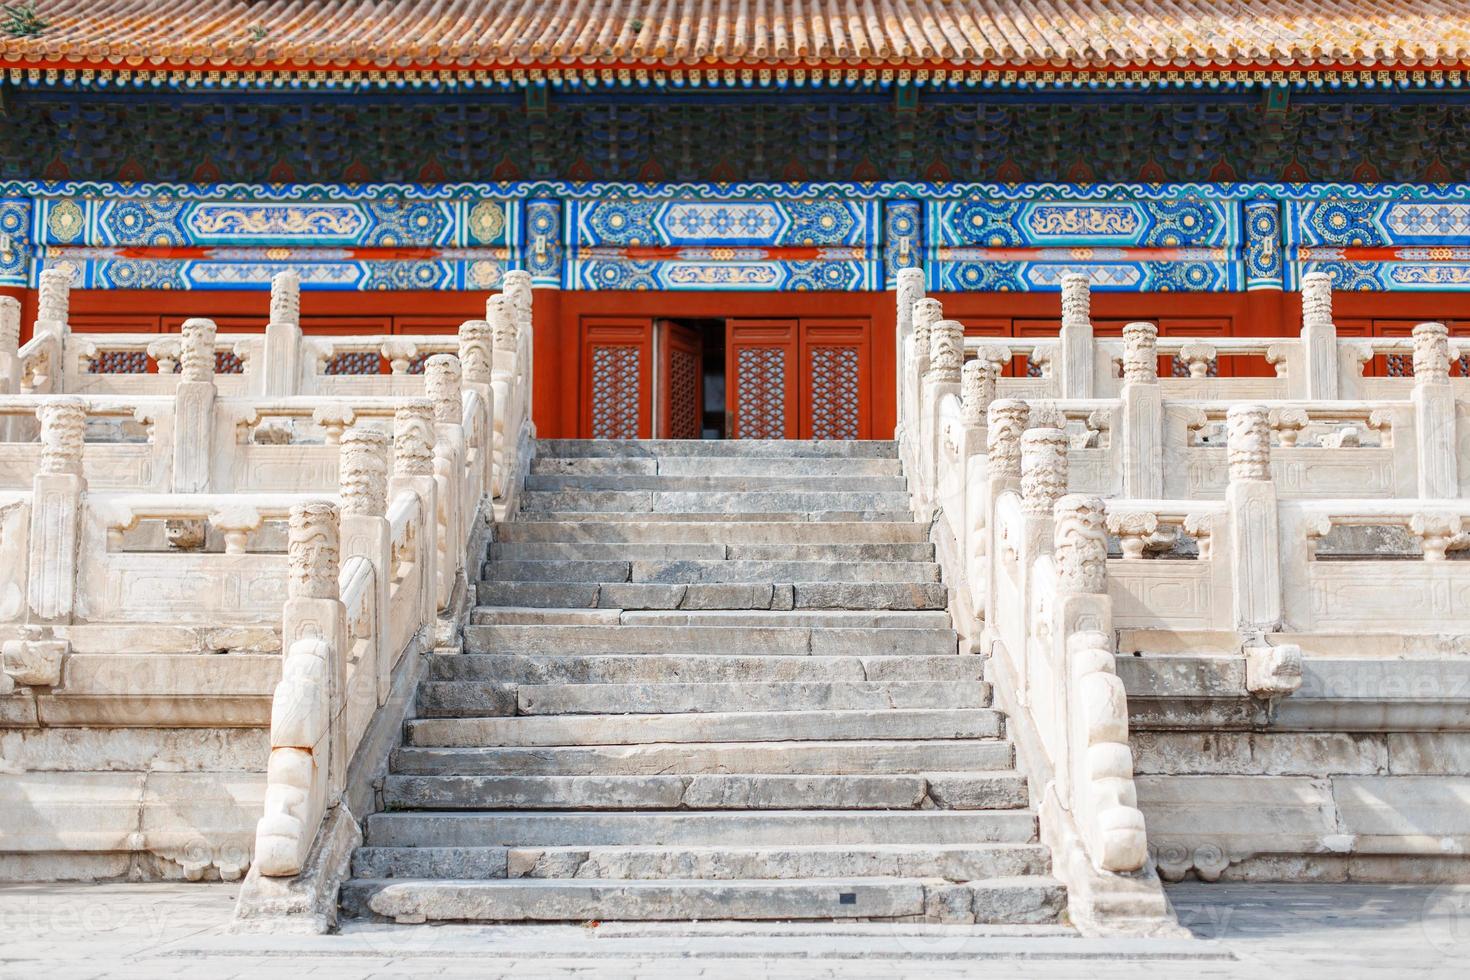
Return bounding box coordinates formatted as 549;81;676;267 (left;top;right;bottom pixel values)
908;308;1463;514
0;269;530;511
898;273;1470;933
0;268;534;896
889;273;1470;425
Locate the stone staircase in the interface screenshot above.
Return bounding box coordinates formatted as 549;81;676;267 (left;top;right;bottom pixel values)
340;439;1065;925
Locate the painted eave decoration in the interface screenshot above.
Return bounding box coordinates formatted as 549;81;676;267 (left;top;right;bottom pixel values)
3;0;1470;91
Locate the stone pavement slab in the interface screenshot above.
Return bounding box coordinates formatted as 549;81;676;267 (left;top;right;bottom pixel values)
4;882;1470;978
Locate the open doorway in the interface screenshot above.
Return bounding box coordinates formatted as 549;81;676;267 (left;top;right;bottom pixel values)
653;318;726;439
581;314;873;440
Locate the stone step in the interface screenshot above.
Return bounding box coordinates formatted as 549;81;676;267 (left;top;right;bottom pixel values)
381;773;1029;811
468;608;953;628
391;738;1015;776
351;842;1051;882
462;624;958;656
415;680;990;718
427;653;979;685
531;456;904;476
537;439;899;459
474;581;948;611
339;875;1064;924
481;559;942;585
405;708;1005;748
486;541;936;562
524;473;908;493
495;520;929;544
520;510;917;523
363;809;1039;848
519;489;914;514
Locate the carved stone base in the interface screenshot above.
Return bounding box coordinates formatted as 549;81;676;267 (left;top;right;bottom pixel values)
230;803;361;935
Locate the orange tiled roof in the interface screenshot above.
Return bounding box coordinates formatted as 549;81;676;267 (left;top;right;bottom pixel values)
3;0;1469;73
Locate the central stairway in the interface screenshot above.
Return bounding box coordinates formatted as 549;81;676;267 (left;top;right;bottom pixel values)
341;439;1065;925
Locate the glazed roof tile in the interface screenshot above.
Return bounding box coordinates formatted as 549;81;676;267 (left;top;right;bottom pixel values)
3;1;1468;71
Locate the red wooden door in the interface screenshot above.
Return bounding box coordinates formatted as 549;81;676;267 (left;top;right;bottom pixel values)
657;320;703;439
800;319;871;440
580;318;652;439
727;319;798;439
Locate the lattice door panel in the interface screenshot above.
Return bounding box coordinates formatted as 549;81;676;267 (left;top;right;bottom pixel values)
580;319;653;439
800;320;871;440
659;321;703;440
727;320;798;440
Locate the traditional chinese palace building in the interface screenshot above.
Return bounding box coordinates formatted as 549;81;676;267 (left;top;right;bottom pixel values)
4;1;1470;438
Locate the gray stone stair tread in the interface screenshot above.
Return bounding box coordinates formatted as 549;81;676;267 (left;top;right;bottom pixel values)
341;875;1064;924
468;608;952;627
487;542;934;561
427;654;980;685
480;558;942;585
514;510;918;523
350;842;1051;881
473;581;949;611
363;810;1041;847
524;474;907;492
612;609;951;627
462;624;957;656
391;738;1015;775
406;708;1005;747
510;681;989;715
414;679;990;717
494;520;929;543
347;436;1059;926
381;772;1027;810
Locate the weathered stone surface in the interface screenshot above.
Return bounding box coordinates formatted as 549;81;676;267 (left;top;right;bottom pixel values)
339;436;1061;929
384;773;953;811
476;582;600;608
629;559;941;585
502;842;1050;882
1387;732;1470;774
392;739;1015;776
512;681;986;715
489;542;729;561
496;520;928;544
793;582;948;610
407;708;1005;747
430;653;877;684
618;609;951;628
1333;775;1470;840
415;682;517;719
650;490;913;514
352;845;509;880
486;560;632;583
364;810;1039;848
342;877;932;922
924;772;1030;809
469;607;623;626
1131;731;1388;776
0;727;268;773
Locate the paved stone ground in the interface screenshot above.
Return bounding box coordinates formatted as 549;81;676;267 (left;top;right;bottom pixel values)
2;881;1469;977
